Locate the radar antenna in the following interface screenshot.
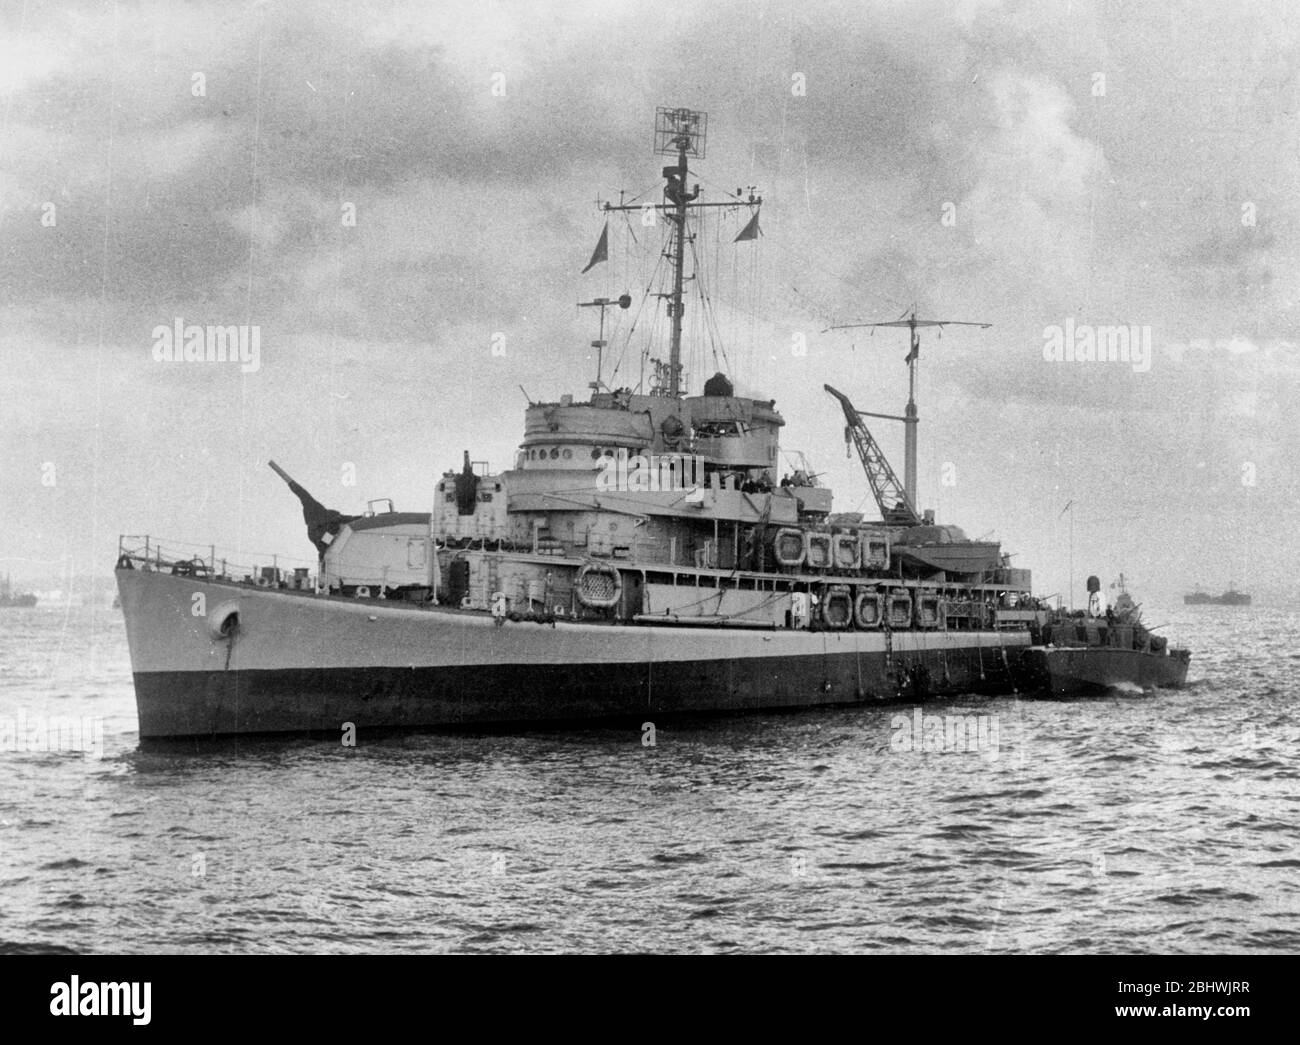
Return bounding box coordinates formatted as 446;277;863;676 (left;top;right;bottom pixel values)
828;307;990;507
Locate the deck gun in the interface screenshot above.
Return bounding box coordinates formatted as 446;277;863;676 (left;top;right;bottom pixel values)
269;460;359;558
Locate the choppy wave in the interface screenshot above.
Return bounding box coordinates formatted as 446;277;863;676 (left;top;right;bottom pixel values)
0;603;1296;953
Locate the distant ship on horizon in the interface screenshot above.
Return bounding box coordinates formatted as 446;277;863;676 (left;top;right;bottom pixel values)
0;573;37;608
1184;583;1251;606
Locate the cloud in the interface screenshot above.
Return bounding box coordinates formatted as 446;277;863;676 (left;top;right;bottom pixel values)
2;0;1299;594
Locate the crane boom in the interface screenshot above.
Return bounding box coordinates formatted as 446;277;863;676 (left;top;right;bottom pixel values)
827;309;990;506
823;384;919;527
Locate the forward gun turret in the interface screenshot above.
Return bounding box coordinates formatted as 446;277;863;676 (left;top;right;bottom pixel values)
269;460;359;557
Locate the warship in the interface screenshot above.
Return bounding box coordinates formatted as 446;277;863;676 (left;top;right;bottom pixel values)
1022;575;1189;695
114;107;1178;739
0;574;37;609
1184;584;1251;606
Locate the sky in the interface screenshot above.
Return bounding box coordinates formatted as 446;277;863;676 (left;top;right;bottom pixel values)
1;0;1297;603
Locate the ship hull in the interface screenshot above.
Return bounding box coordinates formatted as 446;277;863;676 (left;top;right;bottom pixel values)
1019;645;1189;695
116;568;1030;738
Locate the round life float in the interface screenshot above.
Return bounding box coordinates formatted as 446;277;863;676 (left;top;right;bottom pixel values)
861;535;890;571
821;586;853;629
854;588;884;629
576;562;621;608
914;593;944;629
832;532;861;572
804;532;832;570
772;528;806;568
888;589;913;629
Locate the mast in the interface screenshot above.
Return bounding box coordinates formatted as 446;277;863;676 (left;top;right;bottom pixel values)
667;132;690;397
601;108;759;399
830;308;990;508
578;294;631;392
654;106;703;398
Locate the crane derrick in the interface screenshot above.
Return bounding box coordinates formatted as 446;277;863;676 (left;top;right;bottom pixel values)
823;384;919;527
827;309;990;507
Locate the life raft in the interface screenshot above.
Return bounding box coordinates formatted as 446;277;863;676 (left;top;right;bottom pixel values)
805;531;832;570
861;534;890;571
914;593;944;629
854;588;884;628
832;532;861;572
888;589;913;629
576;562;622;608
821;586;853;629
772;528;806;568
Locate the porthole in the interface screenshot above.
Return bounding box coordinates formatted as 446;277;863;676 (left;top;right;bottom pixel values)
562;448;572;460
550;448;560;459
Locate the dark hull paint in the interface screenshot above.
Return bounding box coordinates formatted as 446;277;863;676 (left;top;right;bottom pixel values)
1021;646;1189;695
132;646;1027;738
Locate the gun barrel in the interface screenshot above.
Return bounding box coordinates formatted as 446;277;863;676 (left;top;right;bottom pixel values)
268;460;294;485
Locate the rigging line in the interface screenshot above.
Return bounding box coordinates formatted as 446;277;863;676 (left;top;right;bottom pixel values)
696;165;905;322
635;281;668;393
692;171;765;207
688;223;729;377
717;207;727;349
607;281;652;385
687;214;716;374
636;222;674;386
732;231;741;373
687;212;706;373
607;227;669;384
722;206;733;361
616;182;660;208
619;207;640;248
748;234;759;369
699;206;710;364
682;256;801;334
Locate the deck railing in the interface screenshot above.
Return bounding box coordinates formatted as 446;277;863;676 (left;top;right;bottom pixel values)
116;535;318;589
